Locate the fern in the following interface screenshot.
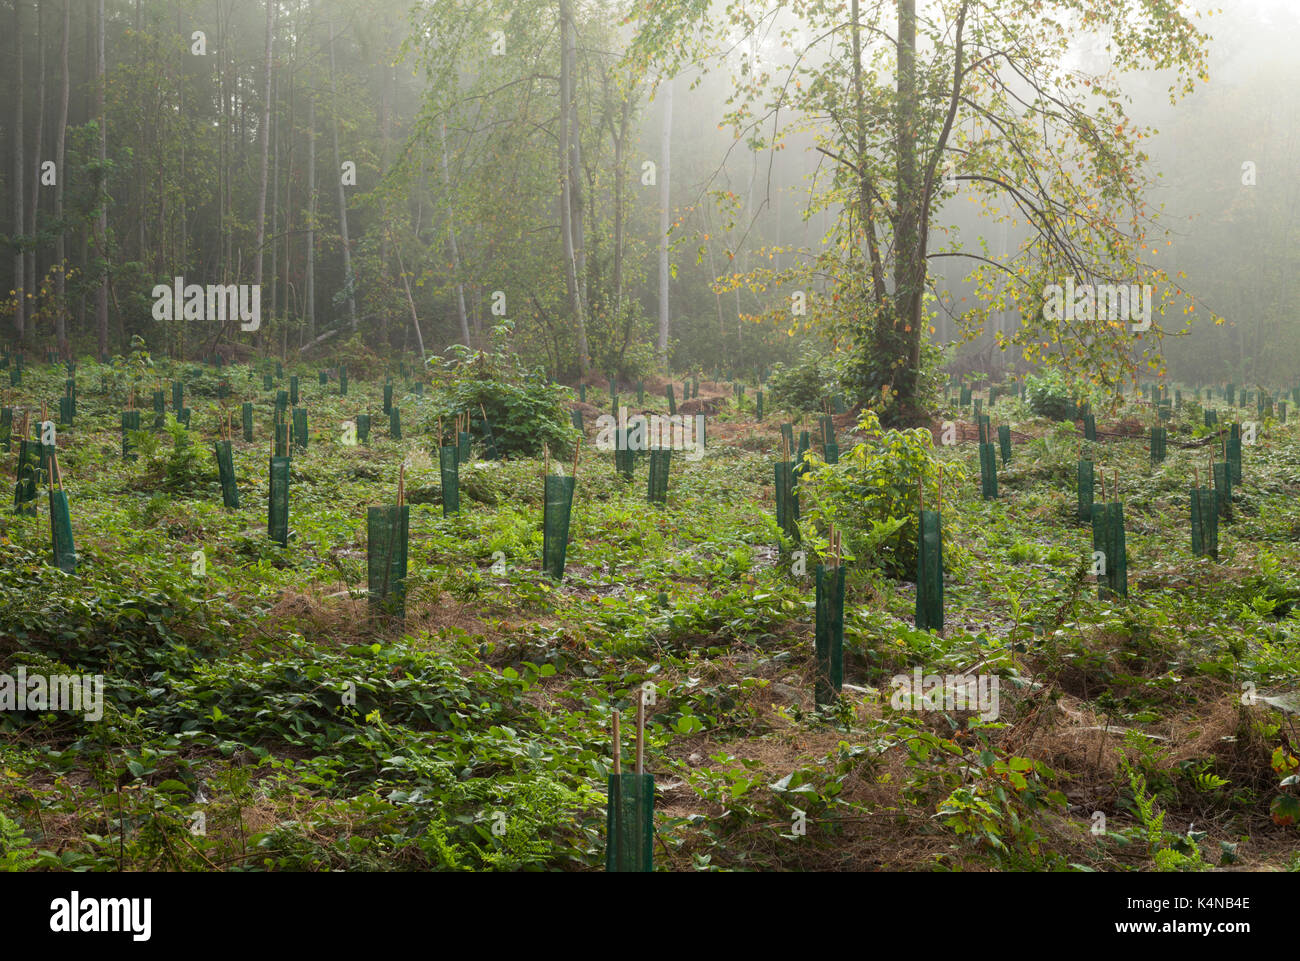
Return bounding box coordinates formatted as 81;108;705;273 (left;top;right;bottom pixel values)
0;813;40;872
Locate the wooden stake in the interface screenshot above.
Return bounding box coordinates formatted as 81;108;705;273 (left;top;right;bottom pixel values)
612;709;621;775
635;688;645;776
397;463;406;508
572;436;582;479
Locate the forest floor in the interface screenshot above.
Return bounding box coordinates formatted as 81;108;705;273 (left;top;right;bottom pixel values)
2;359;1298;871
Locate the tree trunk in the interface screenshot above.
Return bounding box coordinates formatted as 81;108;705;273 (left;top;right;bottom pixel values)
305;93;316;341
657;77;672;360
12;0;26;343
328;19;357;332
887;0;922;420
95;0;108;358
54;0;70;353
28;0;46;336
558;0;589;372
254;0;274;347
438;121;472;347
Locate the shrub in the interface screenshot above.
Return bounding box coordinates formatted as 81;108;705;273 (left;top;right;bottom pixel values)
1024;369;1101;421
766;346;836;414
799;408;964;577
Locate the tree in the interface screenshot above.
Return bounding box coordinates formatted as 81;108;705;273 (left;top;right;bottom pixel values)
12;0;26;343
632;0;1214;424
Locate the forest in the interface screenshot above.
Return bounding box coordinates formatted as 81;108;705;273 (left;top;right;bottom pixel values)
1;0;1298;885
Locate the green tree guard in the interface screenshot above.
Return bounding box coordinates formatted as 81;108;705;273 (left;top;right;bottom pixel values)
542;473;576;579
825;441;839;465
389;407;402;440
1226;384;1235;405
974;397;983;417
357;414;371;444
1175;389;1182;409
319;370;329;386
814;563;846;707
8;368;17;387
275;362;283;379
269;456;291;546
367;504;410;619
610;374;618;400
615;428;636;480
756;390;764;421
1280;402;1288;424
1227;434;1242;485
916;508;943;632
275;390;289;418
977;414;991;445
65;378;77;418
1;407;11;453
274;419;289;458
58;396;74;427
1084;414;1097;441
292;408;308;451
820;414;835;448
242;403;254;442
172;382;184;412
647;448;671;505
666;384;676;415
49;487;77;574
998;424;1012;466
606;771;654;872
959;385;972;408
611;392;620;415
579;383;588;403
215;440;240;508
290;375;299;406
794;430;811;479
177;408;192;429
833;393;847;415
152;389;165;418
1150;426;1167;463
263;373;274;390
14;442;40;515
1190;487;1218;560
340;366;348;396
1204;409;1217;428
1213;461;1232;520
979;443;998;499
1091;502;1127;599
458;429;470;462
383;384;393;414
440;445;460;516
774;461;800;539
571;409;583;430
120;410;138;460
780;422;794;454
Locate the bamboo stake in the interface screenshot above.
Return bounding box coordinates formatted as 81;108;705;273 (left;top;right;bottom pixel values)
397;463;405;508
635;689;645;776
612;709;621;776
572;436;582;479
